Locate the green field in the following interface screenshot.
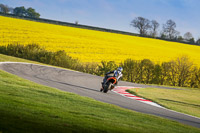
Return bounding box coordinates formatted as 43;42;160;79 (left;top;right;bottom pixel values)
128;87;200;118
0;53;40;63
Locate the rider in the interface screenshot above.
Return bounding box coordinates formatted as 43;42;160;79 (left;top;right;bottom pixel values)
100;67;123;91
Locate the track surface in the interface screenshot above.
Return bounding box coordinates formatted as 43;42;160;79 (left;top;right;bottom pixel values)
0;62;200;128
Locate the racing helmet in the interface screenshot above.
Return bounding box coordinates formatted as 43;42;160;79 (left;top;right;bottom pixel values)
117;67;123;72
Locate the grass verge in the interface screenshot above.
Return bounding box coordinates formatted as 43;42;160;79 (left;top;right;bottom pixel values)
127;87;200;118
1;70;200;132
0;54;76;72
0;53;42;64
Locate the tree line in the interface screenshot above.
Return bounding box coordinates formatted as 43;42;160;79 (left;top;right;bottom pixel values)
121;58;200;88
0;44;200;89
0;44;78;69
0;3;40;18
131;17;200;45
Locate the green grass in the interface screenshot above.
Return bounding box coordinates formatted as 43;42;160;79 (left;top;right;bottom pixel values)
0;53;45;65
128;87;200;118
1;71;200;132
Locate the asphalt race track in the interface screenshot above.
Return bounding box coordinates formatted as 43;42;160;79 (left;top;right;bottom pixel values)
0;62;200;128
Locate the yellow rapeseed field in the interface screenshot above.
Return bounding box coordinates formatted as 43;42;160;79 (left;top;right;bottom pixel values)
1;15;200;65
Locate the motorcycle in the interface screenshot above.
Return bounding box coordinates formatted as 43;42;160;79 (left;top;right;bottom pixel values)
101;75;117;93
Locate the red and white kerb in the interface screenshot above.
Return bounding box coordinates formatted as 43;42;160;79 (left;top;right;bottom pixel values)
112;86;163;108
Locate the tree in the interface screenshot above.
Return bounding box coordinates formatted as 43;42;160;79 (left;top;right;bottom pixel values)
121;59;138;82
138;59;154;84
160;62;170;85
130;17;151;36
177;36;184;42
26;7;40;18
189;67;200;88
13;6;40;18
196;38;200;45
184;32;193;40
150;20;159;37
13;6;26;16
75;21;79;25
176;56;193;87
0;4;9;14
189;38;195;44
166;56;193;87
152;64;162;84
183;32;195;44
98;61;118;76
160;32;167;39
162;19;179;40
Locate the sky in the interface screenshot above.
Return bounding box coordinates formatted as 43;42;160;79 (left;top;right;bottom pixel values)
1;0;200;39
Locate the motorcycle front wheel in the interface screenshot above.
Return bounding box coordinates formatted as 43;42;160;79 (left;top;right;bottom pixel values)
103;82;111;93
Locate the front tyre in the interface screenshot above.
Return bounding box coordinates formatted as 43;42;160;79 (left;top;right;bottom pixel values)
103;82;111;93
